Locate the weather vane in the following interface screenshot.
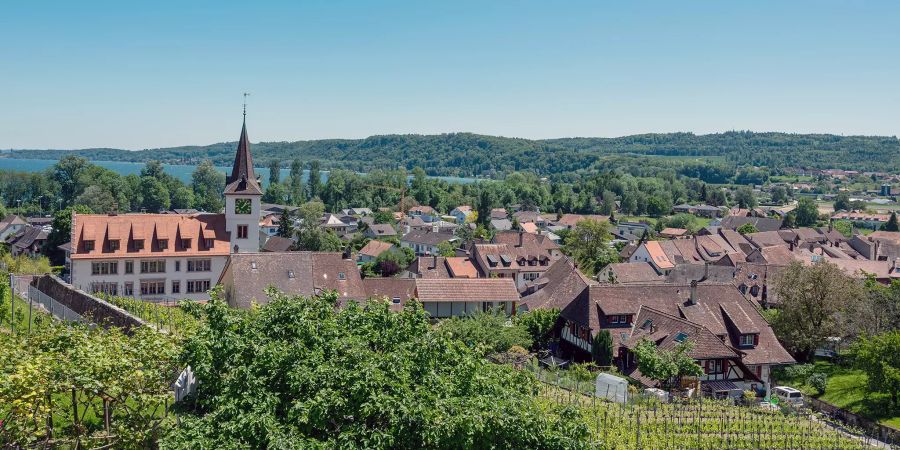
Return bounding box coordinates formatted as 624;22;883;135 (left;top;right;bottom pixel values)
243;92;250;117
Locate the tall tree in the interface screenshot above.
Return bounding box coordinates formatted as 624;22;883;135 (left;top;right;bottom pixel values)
191;160;225;213
476;188;495;227
562;219;618;276
633;339;702;388
882;212;899;232
140;177;171;213
772;261;864;361
52;156;89;206
833;191;852;212
276;207;295;239
851;331;900;406
307;160;322;200
734;186;757;209
592;330;614;368
794;197;819;227
268;160;281;184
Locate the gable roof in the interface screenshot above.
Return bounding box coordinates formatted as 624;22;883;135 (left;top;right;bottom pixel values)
359;239;394;258
261;236;294;252
601;262;664;284
414;278;519;303
720;216;783;233
367;223;397;236
521;257;594;311
401;229;456;246
71;213;230;259
624;306;738;360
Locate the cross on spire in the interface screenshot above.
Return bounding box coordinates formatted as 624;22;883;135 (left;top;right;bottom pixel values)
242;92;250;118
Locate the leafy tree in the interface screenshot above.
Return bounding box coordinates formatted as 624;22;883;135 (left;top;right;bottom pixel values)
514;308;560;350
833;191;852;212
191;160;225;213
882;212;899;232
562;219;618;277
851;331;900;405
268;159;281;184
772;261;864;361
261;182;287;204
439;310;533;354
276;207;295;239
172;186;195;210
771;185;790;205
592;330;614;368
476;188;495;227
661;213;698;233
164;291;585;448
287;158;306;205
74;184;118;213
633;339;702;388
736;223;758;235
52;155;89;206
373;209;396;225
307;160;322;200
794;197;819;227
46;205;93;262
734;186;757;209
832;220;853;238
437;240;456;257
140;177;170;212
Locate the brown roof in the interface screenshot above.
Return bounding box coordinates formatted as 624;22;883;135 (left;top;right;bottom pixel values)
72;213;230;259
625;306;738;360
644;241;675;269
224;119;263;196
557;214;609;227
401;229;456;246
7;225;47;249
367;223;397;237
261;236;294;252
362;278;417;310
408;256;452;278
445;257;478;278
359;240;394;258
414;278;519;303
602;262;663;284
0;214;27;229
521;257;594;311
659;228;688;237
490;208;508;219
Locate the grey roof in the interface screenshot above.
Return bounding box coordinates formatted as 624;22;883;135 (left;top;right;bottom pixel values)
401;229;456;246
261;236;294;252
720;216;783;233
490;218;513;231
367;224;397;237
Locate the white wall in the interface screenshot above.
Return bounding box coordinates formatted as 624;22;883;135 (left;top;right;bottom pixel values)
71;255;228;302
225;194;261;253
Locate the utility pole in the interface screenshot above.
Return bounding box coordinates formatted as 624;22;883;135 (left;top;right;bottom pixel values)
9;273;14;334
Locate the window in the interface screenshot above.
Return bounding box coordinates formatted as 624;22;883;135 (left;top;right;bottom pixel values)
171;281;180;294
338;272;346;280
83;240;95;251
175;261;181;272
140;260;166;273
674;332;689;343
123;282;134;296
705;359;723;374
140;280;166;296
187;259;212;272
90;282;118;295
204;238;214;248
133;239;145;250
158;239;168;250
125;261;134;274
187;280;211;294
234;198;252;215
182;239;192;249
740;334;756;346
108;240;120;251
91;261;118;275
237;225;248;239
392;297;401;304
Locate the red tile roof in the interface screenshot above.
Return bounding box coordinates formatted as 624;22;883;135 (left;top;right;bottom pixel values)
359;240;394;258
414;278;519;303
71;213;230;259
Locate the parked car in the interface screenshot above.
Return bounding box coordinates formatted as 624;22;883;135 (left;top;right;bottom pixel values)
773;386;804;406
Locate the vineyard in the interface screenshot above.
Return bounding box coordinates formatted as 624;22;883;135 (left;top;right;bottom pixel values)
540;383;882;449
98;294;201;336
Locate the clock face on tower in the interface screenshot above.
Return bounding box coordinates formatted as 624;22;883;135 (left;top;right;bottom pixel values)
234;199;252;214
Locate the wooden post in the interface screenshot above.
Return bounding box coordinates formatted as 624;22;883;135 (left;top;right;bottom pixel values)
71;387;79;434
104;398;111;436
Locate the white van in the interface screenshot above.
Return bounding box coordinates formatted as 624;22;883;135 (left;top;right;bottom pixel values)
773;386;804;406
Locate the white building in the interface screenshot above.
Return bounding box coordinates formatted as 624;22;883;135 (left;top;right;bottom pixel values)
68;114;262;301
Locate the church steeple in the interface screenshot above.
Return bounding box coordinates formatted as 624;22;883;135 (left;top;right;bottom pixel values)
224;104;262;196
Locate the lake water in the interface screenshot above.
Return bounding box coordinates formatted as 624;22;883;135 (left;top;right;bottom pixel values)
0;158;479;186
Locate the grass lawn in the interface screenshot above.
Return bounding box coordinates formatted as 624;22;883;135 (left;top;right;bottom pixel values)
776;359;900;429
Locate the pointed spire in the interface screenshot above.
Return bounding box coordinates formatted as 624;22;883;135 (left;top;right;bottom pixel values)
224;100;262;196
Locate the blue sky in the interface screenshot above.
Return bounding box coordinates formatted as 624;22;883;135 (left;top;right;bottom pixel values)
2;0;898;149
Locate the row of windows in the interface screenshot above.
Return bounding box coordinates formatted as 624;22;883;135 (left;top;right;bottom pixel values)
81;238;216;252
90;259;213;275
93;279;212;297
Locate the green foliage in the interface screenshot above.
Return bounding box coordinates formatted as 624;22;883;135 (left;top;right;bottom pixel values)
833;220;853;238
514;308;560;350
783;363;816;381
307;160;322;200
191;160;225;212
882;212;899;232
736;222;758;235
163;291;583;449
794;197;819;227
276;207;295;239
833;191;852;212
851;331;900;405
633;339;702;387
562;219;618;277
439;310;533;355
591;330;614;367
436;240;456;257
733;186;757;208
808;372;828;396
661;213;699;233
268;159;281;184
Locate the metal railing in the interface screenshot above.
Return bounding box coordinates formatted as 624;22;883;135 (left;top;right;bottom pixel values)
26;283;90;325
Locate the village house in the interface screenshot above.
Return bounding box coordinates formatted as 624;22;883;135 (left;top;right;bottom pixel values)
400;228;457;256
357;240;394;263
554;213;609;230
5;225;48;257
405;255;479;279
831;211;891;229
672;204;723;218
470;231;562;289
261;236;293;253
0;214;27;242
449;205;474;224
67;114;262;301
408;205;438;223
364;223;397;239
490;208;508;220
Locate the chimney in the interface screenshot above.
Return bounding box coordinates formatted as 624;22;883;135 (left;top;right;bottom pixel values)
688;280;698;305
342;245;352;260
431;254;438;270
432;222;439;233
518;231;524;247
789;241;795;252
699;262;709;282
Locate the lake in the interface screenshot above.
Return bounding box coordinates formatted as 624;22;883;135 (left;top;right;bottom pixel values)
0;158;479;186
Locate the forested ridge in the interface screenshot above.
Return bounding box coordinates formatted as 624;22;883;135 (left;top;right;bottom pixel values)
7;131;900;178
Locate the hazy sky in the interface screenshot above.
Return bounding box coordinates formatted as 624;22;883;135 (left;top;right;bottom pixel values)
2;0;899;150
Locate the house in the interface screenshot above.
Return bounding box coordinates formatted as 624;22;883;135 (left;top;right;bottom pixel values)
68;114;262;301
831;211;891;229
400;229;457;256
512;210;547;227
449;205;474;224
673;204;722;218
520;222;539;234
341;207;373;216
470;232;562;289
659;228;689;239
261;236;294;253
490;218;513;231
0;214;27;242
406;255;479;279
364;223;397;239
321;213;354;235
490;208;509;220
628;240;675;274
5;226;48;257
358;240;394;263
526;263;794;396
415;278;520;318
259;213;280;237
361;278;417;311
596;262;664;284
614;221;652;239
219;252;366;309
408;206;438;222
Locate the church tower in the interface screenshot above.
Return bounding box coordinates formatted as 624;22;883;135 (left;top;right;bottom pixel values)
224;109;262;253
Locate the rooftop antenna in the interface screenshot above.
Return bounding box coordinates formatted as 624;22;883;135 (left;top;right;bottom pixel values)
242;92;250;118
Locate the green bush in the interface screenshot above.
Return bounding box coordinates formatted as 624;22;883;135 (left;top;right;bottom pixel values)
808;372;827;395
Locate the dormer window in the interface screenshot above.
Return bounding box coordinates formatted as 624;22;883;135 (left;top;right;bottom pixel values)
133;239;145;250
739;334;757;347
108;240;120;251
83;240;95;252
182;239;192;249
205;238;214;248
158;239;168;250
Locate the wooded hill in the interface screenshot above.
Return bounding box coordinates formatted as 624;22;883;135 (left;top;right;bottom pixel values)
8;131;900;178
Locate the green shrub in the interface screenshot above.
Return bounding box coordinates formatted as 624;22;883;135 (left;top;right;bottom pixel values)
808;372;827;395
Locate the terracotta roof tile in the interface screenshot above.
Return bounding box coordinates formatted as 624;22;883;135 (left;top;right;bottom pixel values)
414;278;519;303
72;213;229;259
